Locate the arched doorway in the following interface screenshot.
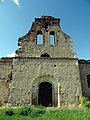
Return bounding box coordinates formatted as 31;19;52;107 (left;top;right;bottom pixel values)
38;82;52;107
32;75;58;107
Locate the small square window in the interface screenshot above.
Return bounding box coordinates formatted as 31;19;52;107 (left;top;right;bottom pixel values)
54;65;56;67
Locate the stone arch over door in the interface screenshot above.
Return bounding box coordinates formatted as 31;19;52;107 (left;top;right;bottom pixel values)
32;75;58;107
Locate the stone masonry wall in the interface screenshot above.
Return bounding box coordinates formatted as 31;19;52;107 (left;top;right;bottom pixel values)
0;58;12;106
79;60;90;97
8;57;82;107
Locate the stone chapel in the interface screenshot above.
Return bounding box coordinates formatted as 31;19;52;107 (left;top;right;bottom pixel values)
0;15;90;107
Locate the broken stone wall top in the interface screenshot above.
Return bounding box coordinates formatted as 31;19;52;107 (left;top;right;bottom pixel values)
0;58;13;63
16;15;76;58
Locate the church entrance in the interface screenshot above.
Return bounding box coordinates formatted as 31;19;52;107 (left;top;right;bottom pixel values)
38;82;52;107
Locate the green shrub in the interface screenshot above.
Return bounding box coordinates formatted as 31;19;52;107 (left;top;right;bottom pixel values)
31;107;45;117
80;97;90;108
19;105;46;117
20;108;28;116
19;106;32;116
5;109;14;116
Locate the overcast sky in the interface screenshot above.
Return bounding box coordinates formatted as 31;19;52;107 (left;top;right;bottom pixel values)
0;0;90;59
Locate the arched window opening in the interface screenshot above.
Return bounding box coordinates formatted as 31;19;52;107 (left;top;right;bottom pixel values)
41;53;50;57
44;22;48;30
37;31;43;45
50;31;55;45
87;75;90;88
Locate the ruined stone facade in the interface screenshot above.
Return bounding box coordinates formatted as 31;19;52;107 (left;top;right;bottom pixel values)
0;16;90;107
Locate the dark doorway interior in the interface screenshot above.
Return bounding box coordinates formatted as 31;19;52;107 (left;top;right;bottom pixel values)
38;82;52;107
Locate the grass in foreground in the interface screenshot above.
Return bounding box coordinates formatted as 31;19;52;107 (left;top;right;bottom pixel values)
0;106;90;120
